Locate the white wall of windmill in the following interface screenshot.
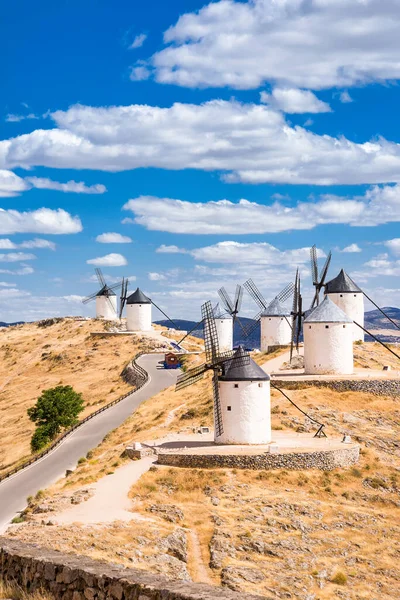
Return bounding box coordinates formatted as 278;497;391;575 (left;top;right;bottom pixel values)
304;321;354;375
325;292;364;342
260;316;292;351
215;318;233;352
126;303;152;331
215;380;272;445
96;295;117;320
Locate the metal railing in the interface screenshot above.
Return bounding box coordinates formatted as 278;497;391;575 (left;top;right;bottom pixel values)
0;352;150;484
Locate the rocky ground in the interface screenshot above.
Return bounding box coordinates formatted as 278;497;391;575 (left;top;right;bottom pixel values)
6;374;400;599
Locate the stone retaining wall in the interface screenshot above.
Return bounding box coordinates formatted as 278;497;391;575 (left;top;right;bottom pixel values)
0;538;265;600
272;378;400;396
157;445;359;471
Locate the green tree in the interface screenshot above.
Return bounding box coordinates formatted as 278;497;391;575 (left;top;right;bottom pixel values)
28;385;84;452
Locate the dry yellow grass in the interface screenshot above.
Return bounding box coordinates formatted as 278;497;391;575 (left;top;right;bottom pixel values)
0;579;53;600
353;340;400;369
5;341;400;597
0;318;166;474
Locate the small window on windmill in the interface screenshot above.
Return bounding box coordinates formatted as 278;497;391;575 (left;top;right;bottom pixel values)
269;318;271;321
258;383;263;388
309;325;312;329
354;294;357;297
343;325;346;328
325;325;329;329
340;294;343;297
227;406;232;411
234;383;239;388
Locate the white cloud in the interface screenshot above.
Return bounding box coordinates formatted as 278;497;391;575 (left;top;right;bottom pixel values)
0;208;82;234
0;238;56;250
0;170;29;197
87;253;127;267
339;243;362;253
0;170;106;197
62;295;85;303
147;0;400;91
339;91;353;104
356;253;400;278
0;252;36;262
129;33;147;49
124;186;400;234
156;244;187;254
0;265;34;275
130;65;150;81
0;282;16;287
188;241;320;266
6;113;39;123
3;100;400;185
26;177;107;194
96;232;132;244
148;272;167;281
383;238;400;256
19;238;56;250
260;88;331;114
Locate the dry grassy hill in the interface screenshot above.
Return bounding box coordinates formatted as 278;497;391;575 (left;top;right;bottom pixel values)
0;318;171;475
7;342;400;599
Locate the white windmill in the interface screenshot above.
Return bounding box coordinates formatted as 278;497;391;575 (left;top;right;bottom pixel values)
243;279;294;351
120;286;178;332
324;269;365;342
303;296;354;375
176;301;272;444
82;269;122;320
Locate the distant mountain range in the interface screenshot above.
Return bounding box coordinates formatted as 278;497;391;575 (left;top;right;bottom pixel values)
156;306;400;348
1;308;399;346
0;321;24;328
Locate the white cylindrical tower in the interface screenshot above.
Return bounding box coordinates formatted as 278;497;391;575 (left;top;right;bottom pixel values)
215;346;271;445
325;269;364;342
126;288;152;331
215;315;233;352
260;298;292;351
96;292;117;320
304;297;354;375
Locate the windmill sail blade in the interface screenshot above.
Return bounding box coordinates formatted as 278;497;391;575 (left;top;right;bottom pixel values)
107;280;125;292
95;268;106;288
82;291;99;304
105;294;116;315
235;316;247;335
296;284;303;351
176;363;208;391
119;278;128;319
234;284;244;314
243;310;262;338
277;282;295;303
290;270;300;361
151;300;180;330
319;251;332;286
218;287;234;314
213;370;224;437
202;301;220;364
244;279;268;310
310;245;319;285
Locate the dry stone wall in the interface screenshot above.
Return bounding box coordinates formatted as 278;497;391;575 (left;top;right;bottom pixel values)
0;538;265;600
273;378;400;396
157;446;359;471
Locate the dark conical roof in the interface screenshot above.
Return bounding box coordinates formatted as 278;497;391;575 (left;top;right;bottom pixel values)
126;287;151;305
304;296;352;323
325;269;362;294
96;285;116;297
261;298;290;317
219;346;270;382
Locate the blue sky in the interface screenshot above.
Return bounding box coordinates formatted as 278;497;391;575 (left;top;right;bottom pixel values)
1;0;400;322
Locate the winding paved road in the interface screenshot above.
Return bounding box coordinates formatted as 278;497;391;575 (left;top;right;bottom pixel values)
0;353;178;531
